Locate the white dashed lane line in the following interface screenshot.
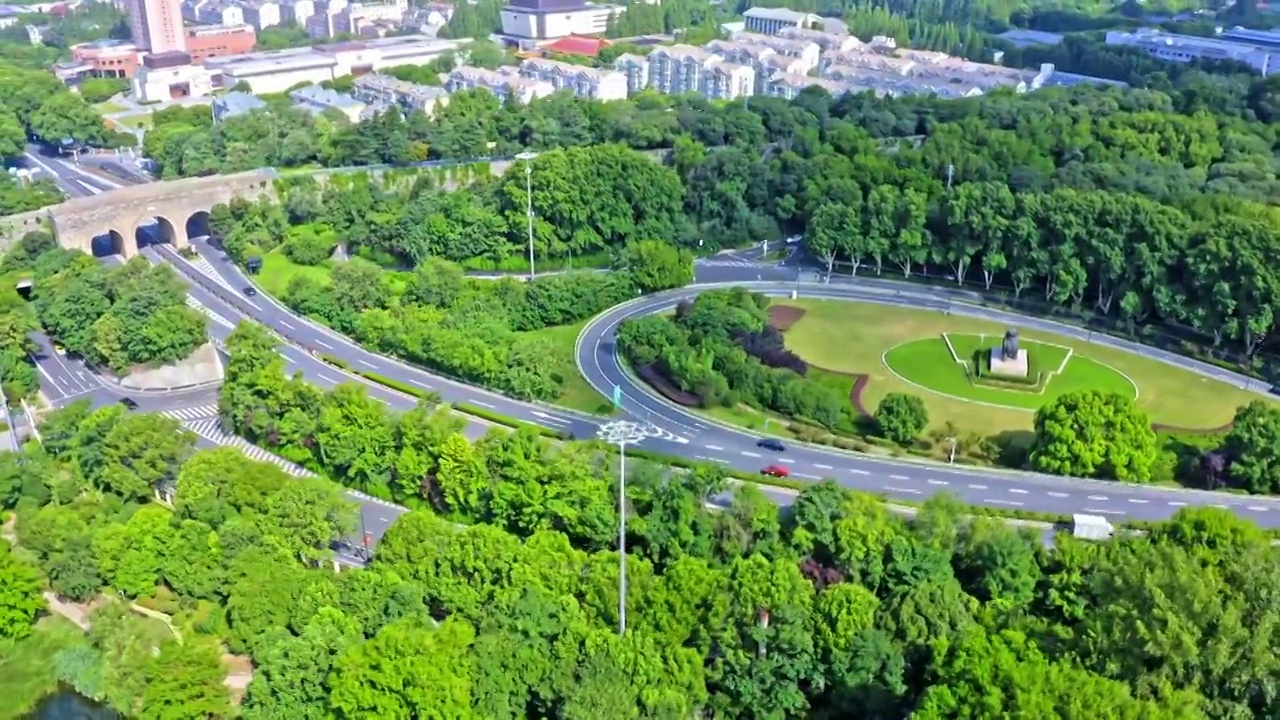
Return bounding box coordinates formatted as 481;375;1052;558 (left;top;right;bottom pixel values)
850;469;870;476
927;479;948;486
1008;488;1029;495
987;499;1024;507
813;463;833;470
1085;508;1126;515
741;451;761;458
884;486;922;495
890;474;910;481
1168;501;1187;506
1128;498;1149;504
1088;495;1109;501
968;484;988;490
705;445;724;451
1248;506;1269;512
1047;492;1069;498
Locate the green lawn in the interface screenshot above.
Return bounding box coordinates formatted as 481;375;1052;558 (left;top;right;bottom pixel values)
882;335;1137;411
0;616;91;720
521;319;615;415
255;249;332;297
93;101;129;114
775;298;1267;435
110;114;152;130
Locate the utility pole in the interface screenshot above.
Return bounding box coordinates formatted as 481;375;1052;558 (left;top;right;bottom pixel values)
516;151;538;280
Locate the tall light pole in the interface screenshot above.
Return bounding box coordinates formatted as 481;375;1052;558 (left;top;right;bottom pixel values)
597;419;658;635
516;151;538;280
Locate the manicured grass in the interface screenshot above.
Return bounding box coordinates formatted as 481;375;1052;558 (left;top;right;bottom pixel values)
93;101;129;114
520;319;615;415
883;335;1137;411
777;298;1267;434
255;249;332;297
111;114;152;130
0;616;91;720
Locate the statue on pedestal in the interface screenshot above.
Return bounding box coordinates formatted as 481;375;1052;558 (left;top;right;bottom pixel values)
1001;329;1020;361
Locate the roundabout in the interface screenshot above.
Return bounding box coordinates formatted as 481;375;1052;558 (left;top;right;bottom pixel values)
575;277;1280;525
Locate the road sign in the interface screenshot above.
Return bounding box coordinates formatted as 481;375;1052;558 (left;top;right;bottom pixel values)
612;384;622;408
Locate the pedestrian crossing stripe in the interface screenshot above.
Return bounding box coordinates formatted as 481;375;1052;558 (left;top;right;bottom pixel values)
183;418;312;477
161;404;221;422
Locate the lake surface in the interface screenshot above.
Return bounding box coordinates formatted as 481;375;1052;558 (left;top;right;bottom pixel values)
25;690;117;719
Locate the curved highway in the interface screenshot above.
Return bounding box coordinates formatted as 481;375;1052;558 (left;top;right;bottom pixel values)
576;272;1280;527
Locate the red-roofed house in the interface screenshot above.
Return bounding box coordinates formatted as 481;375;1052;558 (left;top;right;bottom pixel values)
541;34;611;57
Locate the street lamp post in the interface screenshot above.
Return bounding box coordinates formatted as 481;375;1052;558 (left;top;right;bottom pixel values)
597;419;658;636
516;151;538;280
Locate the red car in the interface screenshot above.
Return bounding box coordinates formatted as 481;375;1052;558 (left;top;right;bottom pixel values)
761;464;789;478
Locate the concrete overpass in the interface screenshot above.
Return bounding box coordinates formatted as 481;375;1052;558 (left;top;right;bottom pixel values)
0;169;276;258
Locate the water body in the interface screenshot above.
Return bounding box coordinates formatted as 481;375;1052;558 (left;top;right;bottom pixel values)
25;690;117;720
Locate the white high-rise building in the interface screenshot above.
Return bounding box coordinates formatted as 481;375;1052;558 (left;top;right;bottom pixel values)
129;0;187;54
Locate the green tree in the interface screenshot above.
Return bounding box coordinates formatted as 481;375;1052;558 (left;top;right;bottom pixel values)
875;393;928;445
0;539;45;640
1222;400;1280;494
140;638;233;720
1029;391;1159;481
624;239;694;294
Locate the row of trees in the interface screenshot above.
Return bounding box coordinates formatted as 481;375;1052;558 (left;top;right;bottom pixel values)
27;247;207;374
806;182;1280;356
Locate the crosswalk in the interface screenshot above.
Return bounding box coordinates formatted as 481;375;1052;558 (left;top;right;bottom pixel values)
186;296;235;329
696;257;767;268
188;254;240;293
162;404;220;422
183;417;313;477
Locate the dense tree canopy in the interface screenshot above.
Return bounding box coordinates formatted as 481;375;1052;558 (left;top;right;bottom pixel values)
29;251;208;374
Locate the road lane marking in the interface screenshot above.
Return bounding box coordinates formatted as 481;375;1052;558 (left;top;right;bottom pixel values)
317;374;340;384
968;484;988;490
471;400;496;409
1087;495;1109;501
884;486;922;494
280;319;295;329
1008;488;1028;494
1248;506;1269;512
358;359;377;369
986;499;1023;507
779;457;795;463
705;445;724;451
740;451;761;458
1084;508;1126;516
1212;504;1228;509
927;479;948;485
890;474;910;480
814;463;833;469
1047;492;1069;498
794;472;820;479
315;339;334;349
849;469;870;475
1168;501;1187;506
1127;498;1148;504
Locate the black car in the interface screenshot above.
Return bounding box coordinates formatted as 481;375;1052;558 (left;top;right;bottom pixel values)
243;286;258;297
757;438;786;453
118;397;139;410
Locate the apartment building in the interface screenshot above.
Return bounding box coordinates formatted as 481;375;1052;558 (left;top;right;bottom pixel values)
182;0;245;26
284;0;315;26
517;57;627;100
240;0;282;29
445;65;555;103
727;31;820;72
212;90;267;122
290;84;367;121
774;25;862;54
742;6;820;36
706;38;810;93
613;52;648;93
643;44;756;100
1105;27;1280;75
352;72;450;114
764;71;851;100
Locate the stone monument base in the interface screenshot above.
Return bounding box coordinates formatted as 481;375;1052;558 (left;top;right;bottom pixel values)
988;348;1028;378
